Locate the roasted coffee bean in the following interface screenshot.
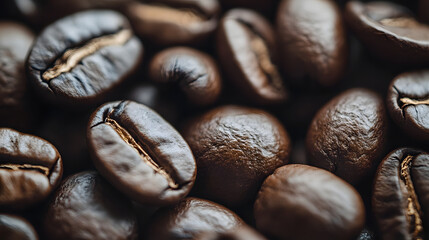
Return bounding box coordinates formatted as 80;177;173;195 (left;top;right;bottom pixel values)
146;197;244;240
0;128;62;209
124;0;219;46
373;148;429;239
0;22;35;130
195;225;267;240
217;9;287;105
88;100;196;205
306;88;388;185
149;47;222;106
345;1;429;66
276;0;347;86
387;70;429;141
254;164;365;240
0;214;38;240
26;10;143;105
182;105;291;207
43;171;137;240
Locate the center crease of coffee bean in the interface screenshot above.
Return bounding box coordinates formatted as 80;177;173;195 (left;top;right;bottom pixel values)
380;17;420;28
42;29;132;81
132;4;205;25
400;97;429;108
400;155;424;240
0;163;50;175
104;111;179;189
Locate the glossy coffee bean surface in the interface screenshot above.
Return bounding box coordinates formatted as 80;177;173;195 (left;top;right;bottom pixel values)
0;214;38;240
254;164;365;240
0;128;62;209
88;100;196;205
43;171;138;240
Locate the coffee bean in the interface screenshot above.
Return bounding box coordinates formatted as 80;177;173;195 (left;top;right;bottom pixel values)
26;10;143;105
306;88;388;185
146;197;244;240
0;214;38;240
182;105;291;207
124;0;219;46
373;148;429;239
345;1;429;66
277;0;347;87
149;47;222;106
43;171;137;240
0;128;62;209
195;225;267;240
387;70;429;141
254;164;365;240
217;9;287;105
88;100;196;205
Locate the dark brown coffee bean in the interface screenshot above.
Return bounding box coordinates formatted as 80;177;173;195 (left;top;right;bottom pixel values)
217;9;288;105
43;171;137;240
373;148;429;239
254;164;365;240
387;70;429;141
0;128;62;209
182;105;291;207
124;0;219;46
88;100;196;205
146;197;244;240
26;10;143;105
276;0;347;86
195;225;267;240
306;88;388;185
0;214;38;240
0;22;35;130
345;1;429;66
149;47;222;106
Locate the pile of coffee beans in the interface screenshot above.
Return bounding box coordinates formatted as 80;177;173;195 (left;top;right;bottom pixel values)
0;0;428;239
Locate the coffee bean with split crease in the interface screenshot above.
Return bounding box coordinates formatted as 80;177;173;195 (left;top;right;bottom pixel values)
217;9;287;105
345;1;429;66
146;197;244;240
0;214;38;240
254;164;365;240
124;0;219;46
306;88;388;186
373;148;429;239
276;0;347;87
387;71;429;142
0;128;62;209
88;100;196;206
149;47;222;106
43;171;138;240
26;10;143;106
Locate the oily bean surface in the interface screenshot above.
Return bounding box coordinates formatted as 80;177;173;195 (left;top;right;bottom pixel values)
0;128;62;209
0;214;38;240
26;10;143;105
43;171;137;240
306;88;388;185
88;100;196;205
254;164;365;240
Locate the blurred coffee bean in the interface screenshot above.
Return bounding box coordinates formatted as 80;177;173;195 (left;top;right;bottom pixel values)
149;47;222;106
217;9;288;105
26;10;143;106
124;0;219;46
0;128;62;209
387;70;429;142
306;88;388;185
88;101;196;206
182;105;291;207
43;171;138;240
0;214;38;240
373;148;429;239
254;164;365;240
345;1;429;66
146;197;244;240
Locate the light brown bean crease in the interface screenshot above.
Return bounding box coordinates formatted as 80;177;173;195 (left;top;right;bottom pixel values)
128;4;205;25
104;109;179;189
42;29;132;81
0;163;50;175
400;97;429;108
380;17;421;27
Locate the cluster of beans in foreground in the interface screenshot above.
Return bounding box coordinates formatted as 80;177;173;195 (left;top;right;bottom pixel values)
0;0;428;239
